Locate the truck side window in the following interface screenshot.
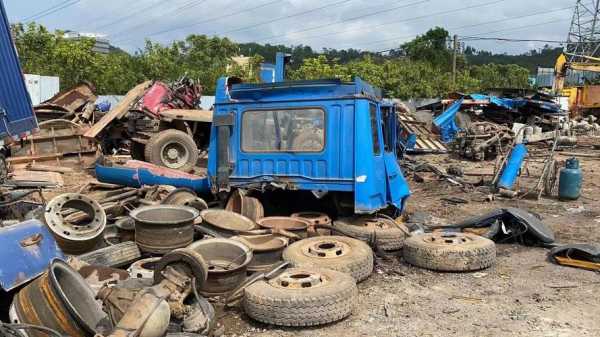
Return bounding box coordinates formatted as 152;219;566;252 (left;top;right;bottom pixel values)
370;104;381;155
242;108;325;152
381;106;392;152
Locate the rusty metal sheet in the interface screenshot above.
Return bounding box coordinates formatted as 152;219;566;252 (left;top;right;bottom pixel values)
398;114;448;153
0;220;65;291
34;82;96;113
8;119;98;168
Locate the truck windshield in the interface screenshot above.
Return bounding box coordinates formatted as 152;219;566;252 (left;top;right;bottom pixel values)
242;108;325;152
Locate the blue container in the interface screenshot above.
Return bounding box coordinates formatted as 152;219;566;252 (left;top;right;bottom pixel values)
558;158;582;200
497;143;528;190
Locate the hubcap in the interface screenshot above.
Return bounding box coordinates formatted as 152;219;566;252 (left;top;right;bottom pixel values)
160;142;189;169
304;240;350;258
271;270;326;289
424;233;473;245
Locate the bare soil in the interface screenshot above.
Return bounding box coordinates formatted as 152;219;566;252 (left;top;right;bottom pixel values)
37;147;600;337
214;150;600;337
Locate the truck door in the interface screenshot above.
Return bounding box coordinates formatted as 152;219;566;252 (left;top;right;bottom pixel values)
381;105;410;210
354;101;387;213
0;1;38;141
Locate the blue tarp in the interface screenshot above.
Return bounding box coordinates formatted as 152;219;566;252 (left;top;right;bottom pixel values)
434;98;464;143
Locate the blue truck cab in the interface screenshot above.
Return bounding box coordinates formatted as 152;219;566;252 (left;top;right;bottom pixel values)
208;54;410;214
0;0;39;180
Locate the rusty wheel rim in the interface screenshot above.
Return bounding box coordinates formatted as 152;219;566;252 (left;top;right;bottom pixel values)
303;239;350;258
270;270;327;289
423;233;474;245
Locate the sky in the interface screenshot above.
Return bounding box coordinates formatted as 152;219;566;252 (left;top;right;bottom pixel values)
3;0;577;55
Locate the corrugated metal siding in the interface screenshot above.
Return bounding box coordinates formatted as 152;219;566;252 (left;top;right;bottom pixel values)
0;0;37;139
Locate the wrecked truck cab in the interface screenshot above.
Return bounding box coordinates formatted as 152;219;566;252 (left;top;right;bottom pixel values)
208;76;411;214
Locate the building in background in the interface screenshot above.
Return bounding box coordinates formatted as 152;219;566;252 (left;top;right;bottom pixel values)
63;31;110;54
24;74;59;105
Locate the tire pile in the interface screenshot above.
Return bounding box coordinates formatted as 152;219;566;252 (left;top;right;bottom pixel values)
238;213;496;327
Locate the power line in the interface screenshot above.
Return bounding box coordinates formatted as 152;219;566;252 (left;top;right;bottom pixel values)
374;18;570;54
108;0;208;38
215;0;355;36
459;37;568;43
94;0;174;31
22;0;81;22
352;5;574;51
113;0;283;44
259;0;498;45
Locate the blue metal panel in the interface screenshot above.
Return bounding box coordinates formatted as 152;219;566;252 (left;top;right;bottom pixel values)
0;0;38;140
0;220;65;291
354;99;387;213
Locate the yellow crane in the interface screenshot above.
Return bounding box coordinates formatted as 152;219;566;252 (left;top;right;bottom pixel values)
553;53;600;92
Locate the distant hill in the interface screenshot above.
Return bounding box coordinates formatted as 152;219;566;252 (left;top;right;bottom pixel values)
465;46;563;74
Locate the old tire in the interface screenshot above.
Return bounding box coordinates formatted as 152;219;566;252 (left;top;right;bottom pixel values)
243;267;357;327
403;232;496;272
282;236;373;282
333;216;409;251
145;129;198;172
0;154;7;184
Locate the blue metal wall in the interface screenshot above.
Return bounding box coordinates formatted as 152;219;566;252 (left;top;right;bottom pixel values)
0;0;38;141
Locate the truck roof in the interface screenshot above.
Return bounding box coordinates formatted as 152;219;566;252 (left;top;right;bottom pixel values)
216;77;382;104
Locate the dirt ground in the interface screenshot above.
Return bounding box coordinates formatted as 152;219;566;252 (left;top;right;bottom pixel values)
31;145;600;337
212;149;600;337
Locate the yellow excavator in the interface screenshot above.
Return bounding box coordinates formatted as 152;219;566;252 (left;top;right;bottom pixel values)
553;53;600;92
554;53;600;115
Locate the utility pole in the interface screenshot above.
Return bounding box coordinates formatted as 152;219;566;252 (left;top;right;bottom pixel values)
452;34;458;88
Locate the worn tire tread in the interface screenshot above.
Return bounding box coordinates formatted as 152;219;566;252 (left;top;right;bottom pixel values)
243;268;357;326
144;129;198;172
402;233;496;271
282;236;373;282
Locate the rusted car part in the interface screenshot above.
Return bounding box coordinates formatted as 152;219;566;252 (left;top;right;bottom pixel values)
11;259;109;337
333;216;410;251
84;81;153;139
131;205;199;254
187;238;253;297
128;257;161;279
44;193;107;254
33;82;97;121
198;209;257;237
453;122;513;161
291;211;332;236
283;236;373;282
257;216;310;238
143;129;199;172
232;235;289;272
98;248;213;337
78;241;141;268
243;267;358;327
403;232;496;272
78;265;129;294
225;190;264;221
8;119;98;169
0;220;65;291
162;188;208;212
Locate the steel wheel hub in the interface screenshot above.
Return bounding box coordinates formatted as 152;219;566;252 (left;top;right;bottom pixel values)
271;270;326;289
304;240;350;258
425;233;473;245
161;142;189;168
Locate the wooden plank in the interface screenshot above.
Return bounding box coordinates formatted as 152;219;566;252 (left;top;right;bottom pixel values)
84;81;152;138
159;109;213;123
8;170;64;186
27;164;74;173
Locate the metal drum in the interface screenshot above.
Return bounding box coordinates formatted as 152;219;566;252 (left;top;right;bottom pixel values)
131;205;199;255
11;259;108;337
187;238;252;297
